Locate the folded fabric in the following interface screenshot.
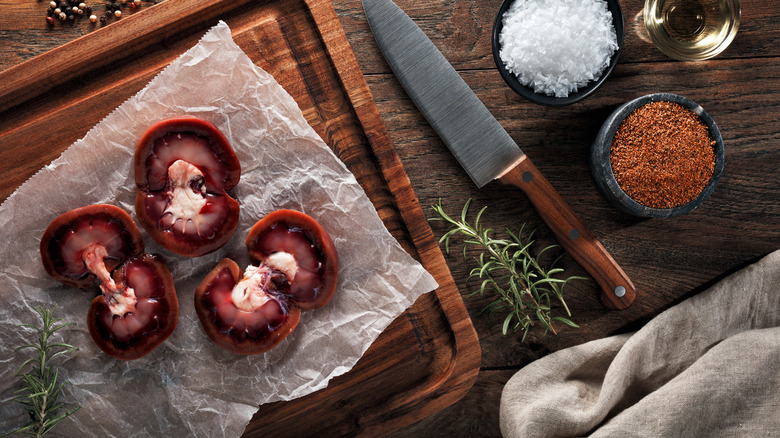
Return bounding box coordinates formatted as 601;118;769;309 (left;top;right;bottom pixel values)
500;250;780;437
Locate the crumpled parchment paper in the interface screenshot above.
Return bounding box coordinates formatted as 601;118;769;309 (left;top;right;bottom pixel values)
0;21;438;437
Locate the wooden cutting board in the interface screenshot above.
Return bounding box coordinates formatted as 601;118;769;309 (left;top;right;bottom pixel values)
0;0;480;435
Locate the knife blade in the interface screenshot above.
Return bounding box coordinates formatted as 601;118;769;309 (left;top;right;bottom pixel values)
363;0;636;309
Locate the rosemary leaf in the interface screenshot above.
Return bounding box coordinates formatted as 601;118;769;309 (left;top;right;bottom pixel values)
430;199;586;340
552;317;580;328
502;313;513;335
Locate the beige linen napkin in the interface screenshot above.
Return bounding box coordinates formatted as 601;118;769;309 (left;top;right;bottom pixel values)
500;250;780;437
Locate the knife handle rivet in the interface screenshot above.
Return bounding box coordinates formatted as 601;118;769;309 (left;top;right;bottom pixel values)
522;171;533;183
568;228;580;240
614;285;626;298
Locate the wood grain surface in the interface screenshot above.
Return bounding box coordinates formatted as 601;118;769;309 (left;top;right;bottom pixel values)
498;157;637;310
0;0;483;436
2;0;780;436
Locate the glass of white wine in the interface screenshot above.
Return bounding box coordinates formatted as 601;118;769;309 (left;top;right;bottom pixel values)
644;0;740;61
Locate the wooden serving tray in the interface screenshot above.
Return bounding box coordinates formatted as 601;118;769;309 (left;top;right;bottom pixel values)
0;0;480;435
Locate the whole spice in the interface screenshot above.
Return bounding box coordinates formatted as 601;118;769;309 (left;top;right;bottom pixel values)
610;101;716;209
431;200;585;341
41;0;156;27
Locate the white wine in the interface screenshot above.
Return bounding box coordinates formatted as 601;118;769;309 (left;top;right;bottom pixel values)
644;0;740;61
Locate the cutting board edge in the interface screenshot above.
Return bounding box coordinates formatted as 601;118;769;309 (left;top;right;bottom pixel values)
303;0;481;431
0;0;482;433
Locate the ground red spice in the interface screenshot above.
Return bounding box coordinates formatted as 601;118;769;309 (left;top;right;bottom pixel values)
610;101;716;209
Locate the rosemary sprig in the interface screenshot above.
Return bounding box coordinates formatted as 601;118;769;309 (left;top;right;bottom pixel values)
430;199;587;342
7;305;80;438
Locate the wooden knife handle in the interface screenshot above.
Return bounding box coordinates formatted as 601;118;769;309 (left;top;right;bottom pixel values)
498;156;636;310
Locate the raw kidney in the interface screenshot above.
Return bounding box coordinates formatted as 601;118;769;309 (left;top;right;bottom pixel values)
40;204;178;360
195;210;338;355
134;116;240;257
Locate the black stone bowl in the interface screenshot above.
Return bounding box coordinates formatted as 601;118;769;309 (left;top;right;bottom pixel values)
492;0;624;106
589;93;725;218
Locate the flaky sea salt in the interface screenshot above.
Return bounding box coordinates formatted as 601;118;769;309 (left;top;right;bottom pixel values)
499;0;618;98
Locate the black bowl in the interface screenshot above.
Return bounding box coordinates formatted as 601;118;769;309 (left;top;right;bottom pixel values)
492;0;624;106
589;93;725;218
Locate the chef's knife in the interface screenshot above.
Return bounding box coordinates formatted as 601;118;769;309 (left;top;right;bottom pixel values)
362;0;635;309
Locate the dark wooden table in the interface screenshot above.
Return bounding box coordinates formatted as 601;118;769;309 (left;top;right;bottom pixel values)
2;0;779;436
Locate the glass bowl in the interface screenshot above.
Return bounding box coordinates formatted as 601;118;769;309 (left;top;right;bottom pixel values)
644;0;740;61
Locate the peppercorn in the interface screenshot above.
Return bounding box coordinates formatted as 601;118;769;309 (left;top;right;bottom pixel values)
59;11;67;20
46;15;55;24
89;14;97;22
99;15;106;23
114;9;121;17
54;7;61;14
50;0;57;7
